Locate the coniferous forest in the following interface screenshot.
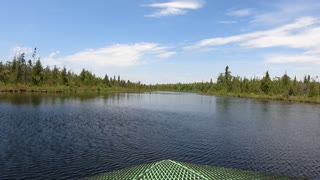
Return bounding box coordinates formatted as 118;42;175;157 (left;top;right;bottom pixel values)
0;49;147;93
154;66;320;103
1;49;320;103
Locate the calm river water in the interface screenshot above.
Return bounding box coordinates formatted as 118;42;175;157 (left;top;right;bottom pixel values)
0;92;320;179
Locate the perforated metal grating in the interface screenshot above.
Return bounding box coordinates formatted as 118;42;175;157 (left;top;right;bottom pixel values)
83;160;303;180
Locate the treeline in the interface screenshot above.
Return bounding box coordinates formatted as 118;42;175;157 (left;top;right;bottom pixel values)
2;49;320;100
153;66;320;98
0;49;146;90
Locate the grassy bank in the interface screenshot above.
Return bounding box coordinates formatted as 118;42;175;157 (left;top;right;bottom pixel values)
2;84;320;104
205;91;320;104
152;88;320;104
0;84;149;94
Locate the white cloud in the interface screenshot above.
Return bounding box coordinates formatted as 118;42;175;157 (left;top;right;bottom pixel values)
266;55;320;64
226;8;253;17
250;1;320;26
188;16;320;64
11;46;33;55
157;51;177;58
145;0;204;17
190;17;319;48
63;43;175;66
266;47;320;64
217;20;237;24
42;43;175;69
42;51;62;67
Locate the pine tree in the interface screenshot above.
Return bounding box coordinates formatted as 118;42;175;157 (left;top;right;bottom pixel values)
31;59;44;85
261;71;271;94
61;67;68;85
225;66;230;84
104;74;110;86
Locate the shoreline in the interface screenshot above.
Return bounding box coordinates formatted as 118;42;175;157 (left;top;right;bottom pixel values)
147;89;320;104
205;92;320;104
0;86;148;95
1;87;320;104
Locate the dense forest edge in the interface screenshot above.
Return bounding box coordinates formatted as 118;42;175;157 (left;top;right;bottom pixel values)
1;48;320;103
0;49;149;94
154;66;320;103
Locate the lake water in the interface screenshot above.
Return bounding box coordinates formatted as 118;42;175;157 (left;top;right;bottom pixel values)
0;92;320;179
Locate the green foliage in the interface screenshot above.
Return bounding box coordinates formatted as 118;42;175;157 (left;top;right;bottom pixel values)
104;74;110;87
260;71;271;94
31;59;44;85
217;73;225;84
2;50;320;101
224;66;231;84
0;50;146;91
153;66;320;101
60;67;68;85
308;82;319;97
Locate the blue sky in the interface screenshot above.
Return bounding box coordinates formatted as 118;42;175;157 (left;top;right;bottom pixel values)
1;0;320;84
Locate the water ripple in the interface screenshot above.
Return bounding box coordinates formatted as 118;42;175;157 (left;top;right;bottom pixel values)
0;93;320;179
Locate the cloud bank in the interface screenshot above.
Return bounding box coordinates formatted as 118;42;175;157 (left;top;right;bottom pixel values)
188;16;320;64
42;43;175;68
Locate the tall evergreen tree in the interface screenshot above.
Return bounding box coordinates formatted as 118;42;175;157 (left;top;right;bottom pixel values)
61;67;68;85
104;74;110;86
225;66;230;84
31;59;43;85
261;71;271;94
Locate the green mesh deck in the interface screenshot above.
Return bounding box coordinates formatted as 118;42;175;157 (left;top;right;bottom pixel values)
84;160;302;180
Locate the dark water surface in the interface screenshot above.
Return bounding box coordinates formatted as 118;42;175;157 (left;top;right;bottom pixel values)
0;92;320;179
